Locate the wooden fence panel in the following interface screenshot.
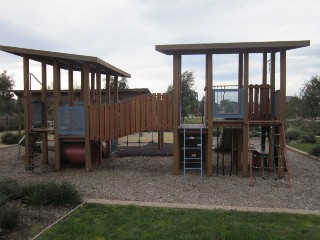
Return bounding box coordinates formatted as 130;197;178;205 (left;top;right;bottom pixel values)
89;106;95;140
114;103;120;139
156;93;162;131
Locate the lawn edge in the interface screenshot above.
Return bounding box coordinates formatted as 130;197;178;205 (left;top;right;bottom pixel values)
287;146;320;162
31;203;85;240
84;199;320;216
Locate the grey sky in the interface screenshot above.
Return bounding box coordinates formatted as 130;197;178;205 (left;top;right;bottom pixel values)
0;0;319;98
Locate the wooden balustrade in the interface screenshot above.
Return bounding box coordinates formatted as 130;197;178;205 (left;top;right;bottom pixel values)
89;93;173;141
248;84;272;120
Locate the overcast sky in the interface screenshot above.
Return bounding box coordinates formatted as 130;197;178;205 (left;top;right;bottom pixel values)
0;0;319;99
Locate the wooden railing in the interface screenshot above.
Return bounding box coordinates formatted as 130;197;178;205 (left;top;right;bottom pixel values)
248;84;272;120
89;93;173;141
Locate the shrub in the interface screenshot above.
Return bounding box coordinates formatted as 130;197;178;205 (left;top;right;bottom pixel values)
285;128;302;141
300;133;317;144
0;178;21;201
0;206;20;230
21;181;81;206
309;145;320;157
1;133;23;144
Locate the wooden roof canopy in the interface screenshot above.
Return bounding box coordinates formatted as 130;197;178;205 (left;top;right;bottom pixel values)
155;40;310;55
0;45;131;78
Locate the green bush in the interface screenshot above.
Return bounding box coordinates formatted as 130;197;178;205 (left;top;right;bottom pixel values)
1;133;23;144
0;178;21;201
0;206;20;230
285;128;302;141
309;145;320;157
21;181;81;206
300;133;317;144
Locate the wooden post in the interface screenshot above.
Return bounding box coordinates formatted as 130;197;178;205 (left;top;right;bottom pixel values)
173;53;181;175
23;56;31;169
83;63;92;171
41;62;48;164
262;52;268;84
278;50;286;178
270;52;276;90
68;64;73;106
238;53;243;88
53;59;61;171
80;67;84;101
105;74;110;104
242;52;249;177
91;72;95;104
96;67;102;164
114;76;119;103
17;95;21;135
206;53;213;176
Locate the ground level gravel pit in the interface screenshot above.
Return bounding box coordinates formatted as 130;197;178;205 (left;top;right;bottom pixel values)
0;143;319;211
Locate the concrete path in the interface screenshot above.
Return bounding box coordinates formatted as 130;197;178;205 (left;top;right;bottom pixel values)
84;198;320;216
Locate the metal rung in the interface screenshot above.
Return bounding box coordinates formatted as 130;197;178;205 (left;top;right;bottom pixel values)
185;157;201;160
185;167;202;170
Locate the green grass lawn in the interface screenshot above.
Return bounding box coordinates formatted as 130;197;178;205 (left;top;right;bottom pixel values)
288;137;320;153
38;204;320;240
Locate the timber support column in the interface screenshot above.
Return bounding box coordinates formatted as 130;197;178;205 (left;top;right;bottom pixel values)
205;53;213;175
242;52;249;177
41;62;48;164
173;53;181;175
83;63;92;171
278;50;286;178
23;56;31;169
53;59;61;171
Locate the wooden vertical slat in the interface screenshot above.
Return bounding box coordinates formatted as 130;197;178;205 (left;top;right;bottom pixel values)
151;94;157;131
89;106;94;140
167;93;173;131
120;102;125;137
105;105;110;141
100;105;105;142
162;93;168;130
125;101;130;135
242;52;249;178
136;96;141;132
95;105;100;140
140;95;146;131
249;85;253;119
146;94;152;131
254;85;259;119
109;104;115;140
114;103;120;139
156;93;162;131
266;85;270;117
260;84;265;119
130;98;136;133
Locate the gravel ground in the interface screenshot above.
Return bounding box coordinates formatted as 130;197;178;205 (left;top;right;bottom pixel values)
0;144;319;211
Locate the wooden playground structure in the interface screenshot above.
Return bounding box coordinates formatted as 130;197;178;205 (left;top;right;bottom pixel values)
0;40;310;182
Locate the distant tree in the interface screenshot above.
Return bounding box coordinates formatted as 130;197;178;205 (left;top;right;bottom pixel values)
300;75;320;120
0;71;15;115
107;77;129;90
286;96;302;119
167;71;199;121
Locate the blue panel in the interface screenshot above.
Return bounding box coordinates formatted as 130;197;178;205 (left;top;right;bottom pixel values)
58;106;85;135
213;89;244;119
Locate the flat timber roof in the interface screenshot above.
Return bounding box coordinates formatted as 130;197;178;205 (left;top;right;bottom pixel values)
156;40;310;55
0;45;131;78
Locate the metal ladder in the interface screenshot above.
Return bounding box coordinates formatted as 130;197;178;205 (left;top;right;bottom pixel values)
183;128;203;180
